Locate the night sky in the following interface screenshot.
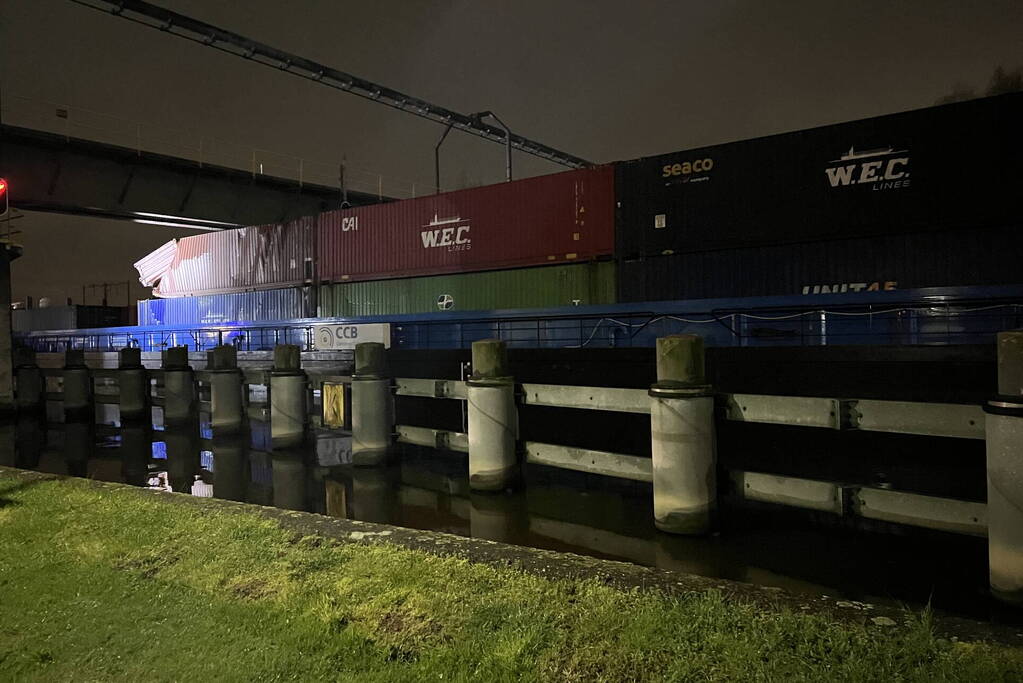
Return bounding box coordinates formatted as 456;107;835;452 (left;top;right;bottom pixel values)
2;0;1021;306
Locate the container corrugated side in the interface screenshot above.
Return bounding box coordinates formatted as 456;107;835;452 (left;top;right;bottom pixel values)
138;288;309;325
150;216;314;297
616;92;1023;258
133;239;177;287
318;166;614;282
13;306;77;332
617;224;1023;302
319;262;615;316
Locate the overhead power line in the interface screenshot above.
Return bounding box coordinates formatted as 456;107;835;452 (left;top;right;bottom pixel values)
69;0;593;169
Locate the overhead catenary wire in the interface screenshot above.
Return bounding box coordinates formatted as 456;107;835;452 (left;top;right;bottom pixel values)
69;0;593;170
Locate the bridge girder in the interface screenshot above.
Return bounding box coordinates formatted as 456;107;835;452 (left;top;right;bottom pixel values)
0;124;382;228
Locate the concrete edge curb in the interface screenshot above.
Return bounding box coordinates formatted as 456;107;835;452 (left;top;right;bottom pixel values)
1;465;1019;646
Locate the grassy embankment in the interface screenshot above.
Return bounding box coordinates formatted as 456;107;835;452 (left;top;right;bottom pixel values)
1;472;1021;681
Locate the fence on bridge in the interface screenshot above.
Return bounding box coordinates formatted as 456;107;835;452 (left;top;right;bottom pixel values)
14;285;1023;353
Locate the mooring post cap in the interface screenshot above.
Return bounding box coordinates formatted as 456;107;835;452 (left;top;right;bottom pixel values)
118;347;142;369
272;344;302;373
207;345;238;371
354;341;387;378
470;338;510;381
654;334;706;388
162;346;190;370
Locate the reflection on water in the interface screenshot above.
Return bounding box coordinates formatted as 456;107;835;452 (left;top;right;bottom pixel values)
3;407;1020;626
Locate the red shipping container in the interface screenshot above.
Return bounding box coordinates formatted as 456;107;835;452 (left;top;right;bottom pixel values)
150;217;314;297
317;166;614;282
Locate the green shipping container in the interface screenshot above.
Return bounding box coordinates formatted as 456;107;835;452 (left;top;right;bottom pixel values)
319;262;616;316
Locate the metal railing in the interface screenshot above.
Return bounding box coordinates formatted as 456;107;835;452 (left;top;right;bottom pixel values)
18;301;1023;353
393;378;988;536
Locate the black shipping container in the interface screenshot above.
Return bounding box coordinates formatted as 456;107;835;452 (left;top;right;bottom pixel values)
616;93;1023;259
617;223;1023;302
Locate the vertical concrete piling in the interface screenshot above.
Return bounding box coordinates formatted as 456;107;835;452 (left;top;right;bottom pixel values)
269;344;307;448
271;453;307;511
119;424;152;487
986;330;1023;604
62;349;93;422
210;437;249;502
62;419;94;478
117;347;149;423
207;345;243;435
162;346;195;425
649;335;717;535
164;428;200;495
14;416;46;470
0;423;13;467
469;492;526;543
13;347;44;412
350;465;399;524
351;342;392;466
467;339;518;491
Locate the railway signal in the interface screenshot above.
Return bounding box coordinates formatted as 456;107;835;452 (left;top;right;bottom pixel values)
0;178;8;218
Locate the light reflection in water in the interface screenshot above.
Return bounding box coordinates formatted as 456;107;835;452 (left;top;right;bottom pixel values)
4;406;1013;626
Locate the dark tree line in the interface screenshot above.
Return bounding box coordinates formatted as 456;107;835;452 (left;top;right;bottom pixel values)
936;65;1023;104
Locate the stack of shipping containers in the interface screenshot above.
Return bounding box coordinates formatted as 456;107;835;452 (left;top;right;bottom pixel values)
615;92;1023;300
135;92;1023;326
316;165;615;315
138;166;617;324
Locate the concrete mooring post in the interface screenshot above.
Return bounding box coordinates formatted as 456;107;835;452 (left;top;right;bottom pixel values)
162;346;195;425
269;344;307;448
62;349;93;422
986;330;1023;605
13;347;44;413
119;423;152;487
210;436;249;503
649;335;716;535
117;347;149;423
467;339;518;491
207;345;243;435
351;342;392;466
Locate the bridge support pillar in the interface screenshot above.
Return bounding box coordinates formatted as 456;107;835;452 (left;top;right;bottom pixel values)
986;330;1023;605
117;347;149;424
649;335;716;535
0;245;17;417
162;346;195;425
208;345;243;435
352;342;392;466
62;349;93;422
270;344;307;448
467;339;518;491
14;348;45;413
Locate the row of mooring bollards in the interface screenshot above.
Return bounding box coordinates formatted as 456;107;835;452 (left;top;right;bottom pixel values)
13;344;312;447
10;331;1023;604
347;331;1023;605
348;335;718;535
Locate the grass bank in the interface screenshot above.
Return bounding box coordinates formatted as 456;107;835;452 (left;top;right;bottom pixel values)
1;472;1021;681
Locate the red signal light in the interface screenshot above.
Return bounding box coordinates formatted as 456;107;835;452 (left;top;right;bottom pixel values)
0;179;7;195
